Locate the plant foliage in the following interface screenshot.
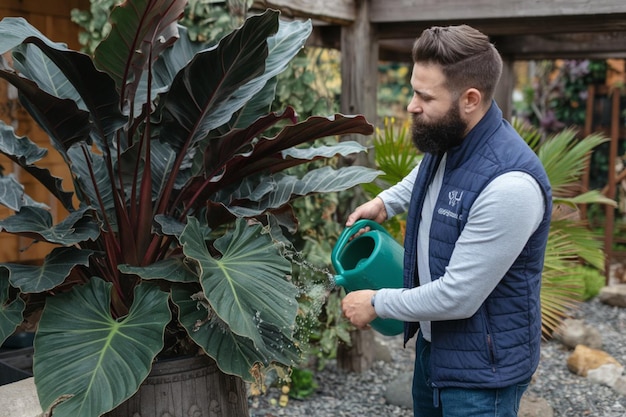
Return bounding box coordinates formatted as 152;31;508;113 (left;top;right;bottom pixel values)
513;118;615;337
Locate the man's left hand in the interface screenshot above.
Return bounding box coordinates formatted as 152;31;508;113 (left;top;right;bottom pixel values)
341;289;378;329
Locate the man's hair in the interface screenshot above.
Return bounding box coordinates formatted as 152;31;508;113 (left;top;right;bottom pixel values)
412;25;502;102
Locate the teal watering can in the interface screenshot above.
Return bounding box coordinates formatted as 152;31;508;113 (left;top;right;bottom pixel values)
332;219;404;336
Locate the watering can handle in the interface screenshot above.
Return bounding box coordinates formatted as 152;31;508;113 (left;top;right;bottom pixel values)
332;219;390;275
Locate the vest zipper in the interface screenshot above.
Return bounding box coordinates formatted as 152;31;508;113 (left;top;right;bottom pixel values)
432;385;440;408
487;334;496;372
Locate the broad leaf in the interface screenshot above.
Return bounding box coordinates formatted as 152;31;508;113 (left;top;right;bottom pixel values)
214;113;374;183
179;218;298;349
0;206;99;245
0;269;25;346
173;286;300;380
0;69;91;151
0;120;47;164
94;0;186;107
12;39;127;148
5;247;93;293
118;258;198;283
153;214;187;238
0;122;75;211
158;10;279;154
34;278;171;417
227;18;312;129
218;166;381;217
0;17;58;55
151;25;211;95
67;146;115;212
119;139;190;200
0;174;31;212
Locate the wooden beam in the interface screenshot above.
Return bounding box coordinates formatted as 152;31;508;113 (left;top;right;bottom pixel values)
494;32;626;60
252;0;355;24
376;31;626;62
376;14;626;39
370;0;626;23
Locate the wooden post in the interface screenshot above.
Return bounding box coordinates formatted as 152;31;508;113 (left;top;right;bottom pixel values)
337;0;379;371
340;0;378;167
605;88;620;282
495;56;515;121
337;328;376;373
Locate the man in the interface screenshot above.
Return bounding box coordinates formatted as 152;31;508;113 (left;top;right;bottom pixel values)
341;25;552;417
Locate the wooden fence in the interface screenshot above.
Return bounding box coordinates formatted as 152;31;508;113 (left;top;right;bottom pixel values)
0;0;88;263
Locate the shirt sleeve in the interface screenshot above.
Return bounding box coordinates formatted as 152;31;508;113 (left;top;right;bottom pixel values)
375;171;546;322
376;162;420;218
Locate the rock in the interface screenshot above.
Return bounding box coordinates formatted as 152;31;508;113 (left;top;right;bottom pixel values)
567;344;622;377
519;393;554;417
598;284;626;308
383;371;413;409
0;377;43;417
587;363;625;387
373;341;393;363
554;318;602;349
613;376;626;396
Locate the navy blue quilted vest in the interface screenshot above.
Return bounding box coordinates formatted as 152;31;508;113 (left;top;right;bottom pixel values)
403;102;552;389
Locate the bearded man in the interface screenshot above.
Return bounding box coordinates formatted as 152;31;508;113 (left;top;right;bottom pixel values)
341;25;552;417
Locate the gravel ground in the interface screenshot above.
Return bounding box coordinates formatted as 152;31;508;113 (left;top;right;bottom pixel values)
527;297;626;417
248;297;626;417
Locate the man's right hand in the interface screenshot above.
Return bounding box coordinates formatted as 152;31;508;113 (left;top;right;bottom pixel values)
346;196;388;226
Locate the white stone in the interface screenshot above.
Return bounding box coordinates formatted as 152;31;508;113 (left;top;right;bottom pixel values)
612;375;626;396
555;318;602;349
598;284;626;308
0;377;43;417
587;363;625;388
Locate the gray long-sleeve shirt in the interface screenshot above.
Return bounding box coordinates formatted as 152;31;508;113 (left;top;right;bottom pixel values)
375;155;545;341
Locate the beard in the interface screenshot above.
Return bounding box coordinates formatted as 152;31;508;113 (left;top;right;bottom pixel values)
411;101;468;155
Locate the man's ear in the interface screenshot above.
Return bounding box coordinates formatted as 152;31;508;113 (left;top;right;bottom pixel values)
460;88;482;114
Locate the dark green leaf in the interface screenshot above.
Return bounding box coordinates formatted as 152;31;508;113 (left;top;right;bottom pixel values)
158;10;279;154
94;0;187;106
0;206;99;245
118;258;198;283
173;286;300;380
0;120;47;164
218;166;381;217
34;278;170;417
0;269;25;346
0;122;74;211
227;18;312;129
0;69;91;151
13;40;126;147
179;218;297;348
5;247;93;293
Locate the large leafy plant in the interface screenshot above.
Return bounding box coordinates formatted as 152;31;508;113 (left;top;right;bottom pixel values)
0;1;377;416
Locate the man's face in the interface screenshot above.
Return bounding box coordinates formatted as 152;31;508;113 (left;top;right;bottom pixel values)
407;63;468;154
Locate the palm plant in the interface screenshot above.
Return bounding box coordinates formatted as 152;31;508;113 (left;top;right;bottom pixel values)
361;117;420;240
0;2;377;416
512;119;615;337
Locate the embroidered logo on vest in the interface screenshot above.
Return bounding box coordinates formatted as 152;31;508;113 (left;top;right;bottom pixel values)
448;190;463;207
